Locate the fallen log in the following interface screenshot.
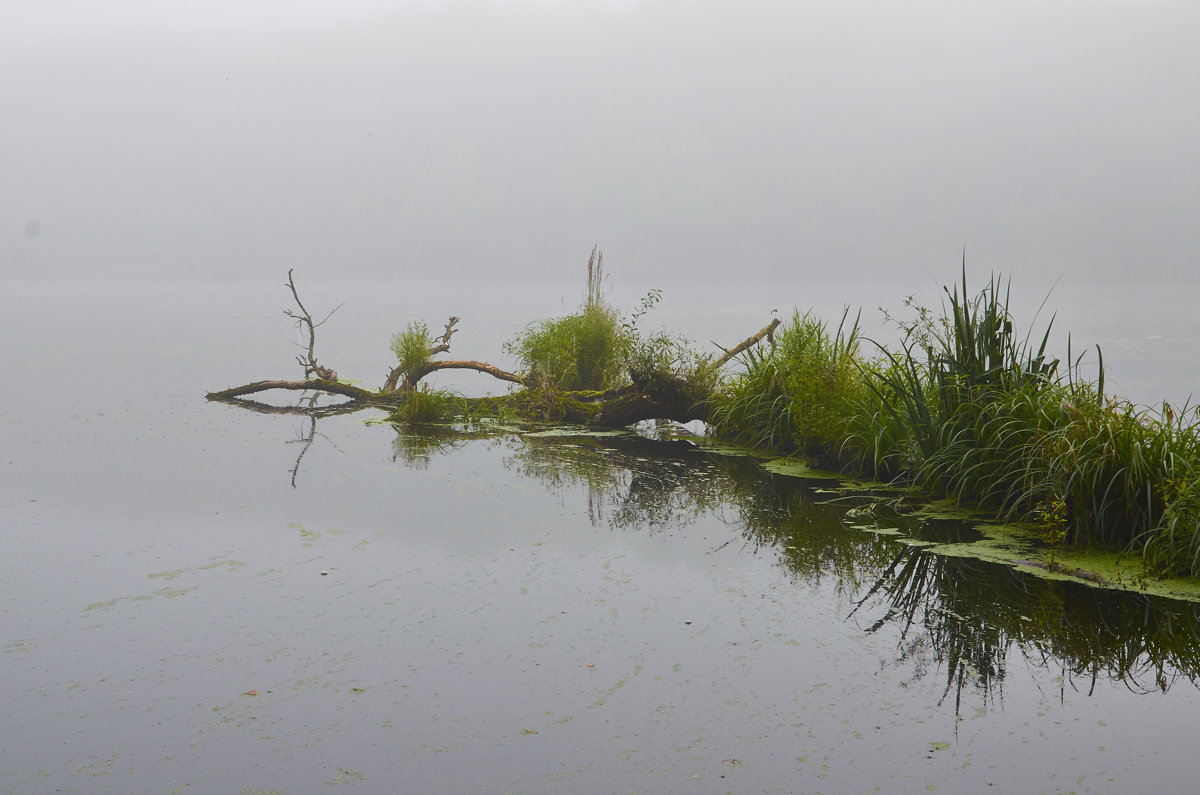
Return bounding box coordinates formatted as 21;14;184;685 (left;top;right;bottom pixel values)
206;378;378;403
206;269;778;429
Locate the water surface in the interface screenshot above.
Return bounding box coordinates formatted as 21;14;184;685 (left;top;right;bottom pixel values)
3;283;1200;793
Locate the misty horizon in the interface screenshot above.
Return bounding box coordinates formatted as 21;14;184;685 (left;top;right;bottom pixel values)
4;1;1197;295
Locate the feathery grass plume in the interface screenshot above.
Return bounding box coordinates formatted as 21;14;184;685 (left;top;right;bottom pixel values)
585;245;605;310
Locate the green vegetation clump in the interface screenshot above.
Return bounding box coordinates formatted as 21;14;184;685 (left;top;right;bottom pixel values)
506;304;631;391
708;309;869;458
390;321;433;377
504;249;713;407
391;384;456;423
505;249;633;391
382;253;1200;578
623;289;720;409
708;269;1200;577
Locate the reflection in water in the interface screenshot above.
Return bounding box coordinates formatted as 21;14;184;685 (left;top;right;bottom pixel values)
390;424;499;470
208;388;356;484
476;428;1200;711
855;547;1200;709
507;433;727;530
288;417;1200;712
207;390;364;418
286;393;346;487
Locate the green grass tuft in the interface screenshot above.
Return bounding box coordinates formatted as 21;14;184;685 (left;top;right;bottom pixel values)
390;321;433;377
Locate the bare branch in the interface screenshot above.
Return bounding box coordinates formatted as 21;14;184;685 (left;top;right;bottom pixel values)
404;359;527;389
284;269;339;381
430;316;459;356
211;269;783;430
708;318;782;370
314;302;346;328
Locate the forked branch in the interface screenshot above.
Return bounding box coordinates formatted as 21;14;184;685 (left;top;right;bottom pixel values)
284;268;344;381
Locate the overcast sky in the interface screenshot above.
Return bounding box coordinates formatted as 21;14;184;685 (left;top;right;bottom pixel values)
4;0;1198;297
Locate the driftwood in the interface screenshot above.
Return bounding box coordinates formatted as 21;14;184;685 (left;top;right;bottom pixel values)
206;273;780;428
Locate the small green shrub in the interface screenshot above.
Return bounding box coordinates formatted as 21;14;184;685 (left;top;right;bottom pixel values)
506;304;632;391
505;249;634;391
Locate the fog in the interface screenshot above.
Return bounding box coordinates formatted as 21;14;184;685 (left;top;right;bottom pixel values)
5;0;1197;292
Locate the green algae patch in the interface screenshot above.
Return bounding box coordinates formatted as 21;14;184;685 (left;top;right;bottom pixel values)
523;428;630;439
290;522;322;546
148;568;189;581
762;458;845;480
199;559;246;572
760;457;892;490
687;437;776;459
919;521;1200;603
894;537;938;549
845;524;904;536
906;499;988;522
149;559;245;582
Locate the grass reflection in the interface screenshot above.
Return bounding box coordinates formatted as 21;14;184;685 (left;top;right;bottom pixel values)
495;430;1200;708
853;545;1200;715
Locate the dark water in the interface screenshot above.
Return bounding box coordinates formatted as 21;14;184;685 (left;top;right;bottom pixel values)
4;283;1200;793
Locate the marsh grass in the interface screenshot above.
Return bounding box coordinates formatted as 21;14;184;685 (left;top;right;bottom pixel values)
711;267;1200;577
708;309;868;458
391;384;457;424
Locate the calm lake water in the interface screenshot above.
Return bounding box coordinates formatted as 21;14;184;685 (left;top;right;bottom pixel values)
4;280;1200;793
